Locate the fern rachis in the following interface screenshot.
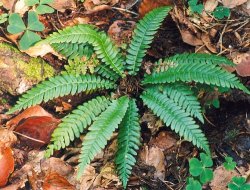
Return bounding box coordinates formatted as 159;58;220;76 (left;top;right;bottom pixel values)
7;5;250;189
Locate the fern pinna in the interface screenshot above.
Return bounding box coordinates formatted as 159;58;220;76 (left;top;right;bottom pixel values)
7;6;249;189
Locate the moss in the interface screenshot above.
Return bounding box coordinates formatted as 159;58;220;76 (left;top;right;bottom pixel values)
17;58;54;81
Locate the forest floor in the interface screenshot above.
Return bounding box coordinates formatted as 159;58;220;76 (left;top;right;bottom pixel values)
0;0;249;189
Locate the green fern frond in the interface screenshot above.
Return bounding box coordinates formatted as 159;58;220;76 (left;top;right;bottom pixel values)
141;89;210;154
7;75;115;114
95;64;119;81
43;25;125;77
126;6;172;75
45;96;111;157
158;83;204;123
78;96;129;176
115;98;140;188
51;42;94;59
143;59;250;94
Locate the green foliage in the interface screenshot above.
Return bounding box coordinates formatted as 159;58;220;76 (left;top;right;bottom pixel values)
228;177;250;190
189;153;213;184
141;89;209;153
0;13;8;24
25;0;54;14
115;99;141;188
42;24;125;77
7;74;115;114
186;177;202;190
78;96;129;175
125;6;171;75
45;96;111;157
188;0;204;14
7;5;250;189
213;6;230;19
7;11;44;50
223;156;236;171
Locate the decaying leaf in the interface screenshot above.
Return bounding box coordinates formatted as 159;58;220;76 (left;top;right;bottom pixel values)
78;165;97;190
234;52;250;77
0;147;15;187
0;127;17;148
222;0;248;8
43;172;76;190
49;0;76;12
149;131;177;151
139;146;165;180
6;105;54;129
14;116;60;149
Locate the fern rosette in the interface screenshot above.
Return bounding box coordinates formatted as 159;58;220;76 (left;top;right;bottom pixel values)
7;5;250;189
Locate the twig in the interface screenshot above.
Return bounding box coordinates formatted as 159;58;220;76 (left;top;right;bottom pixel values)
13;131;46;144
112;7;138;16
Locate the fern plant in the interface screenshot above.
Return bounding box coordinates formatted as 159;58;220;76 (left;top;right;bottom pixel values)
7;6;250;189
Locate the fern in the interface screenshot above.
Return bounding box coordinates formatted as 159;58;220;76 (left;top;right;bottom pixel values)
143;56;250;94
45;96;111;157
95;64;119;81
159;83;204;123
141;89;210;154
126;6;172;75
51;42;94;60
115;99;140;188
7;75;115;114
42;25;125;77
78;96;129;175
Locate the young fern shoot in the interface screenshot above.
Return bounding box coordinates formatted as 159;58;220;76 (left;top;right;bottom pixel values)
7;5;250;189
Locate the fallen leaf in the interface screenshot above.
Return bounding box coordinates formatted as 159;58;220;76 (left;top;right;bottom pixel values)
0;127;17;148
210;165;239;190
14;116;60;149
139;146;165;180
204;0;218;12
179;29;203;46
1;0;15;10
222;0;248;8
6;105;54;129
43;172;76;190
22;43;58;58
78;165;97;190
14;0;29;15
49;0;76;12
149;131;177;151
0;147;15;187
234;52;250;77
139;0;173;17
201;33;217;53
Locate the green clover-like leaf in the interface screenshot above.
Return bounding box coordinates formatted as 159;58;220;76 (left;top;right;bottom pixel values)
186;178;202;190
40;0;54;4
27;11;45;31
188;0;204;14
189;158;203;176
213;6;230;19
19;30;41;50
189;153;214;184
228;177;250;190
25;0;39;6
223;156;236;171
7;13;26;34
36;4;54;14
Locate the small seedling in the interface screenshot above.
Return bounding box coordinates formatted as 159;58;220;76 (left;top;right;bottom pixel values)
7;11;44;50
186;177;202;190
228;177;250;190
223;156;236;171
213;6;230;19
188;0;204;14
25;0;54;14
189;153;214;184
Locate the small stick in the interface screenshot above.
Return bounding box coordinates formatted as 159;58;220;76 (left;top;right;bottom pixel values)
13;131;46;144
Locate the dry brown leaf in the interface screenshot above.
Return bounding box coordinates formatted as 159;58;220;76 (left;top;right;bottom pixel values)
234;52;250;77
43;172;76;190
222;0;248;8
139;146;165;180
210;166;239;190
0;147;15;187
0;128;17;148
1;0;15;10
149;131;177;151
139;0;173;17
179;29;203;46
6;105;53;129
49;0;76;12
22;43;58;58
14;0;29;15
14;116;60;149
201;33;217;53
204;0;218;12
79;165;97;190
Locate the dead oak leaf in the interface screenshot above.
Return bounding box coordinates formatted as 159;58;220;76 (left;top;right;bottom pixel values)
222;0;248;8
